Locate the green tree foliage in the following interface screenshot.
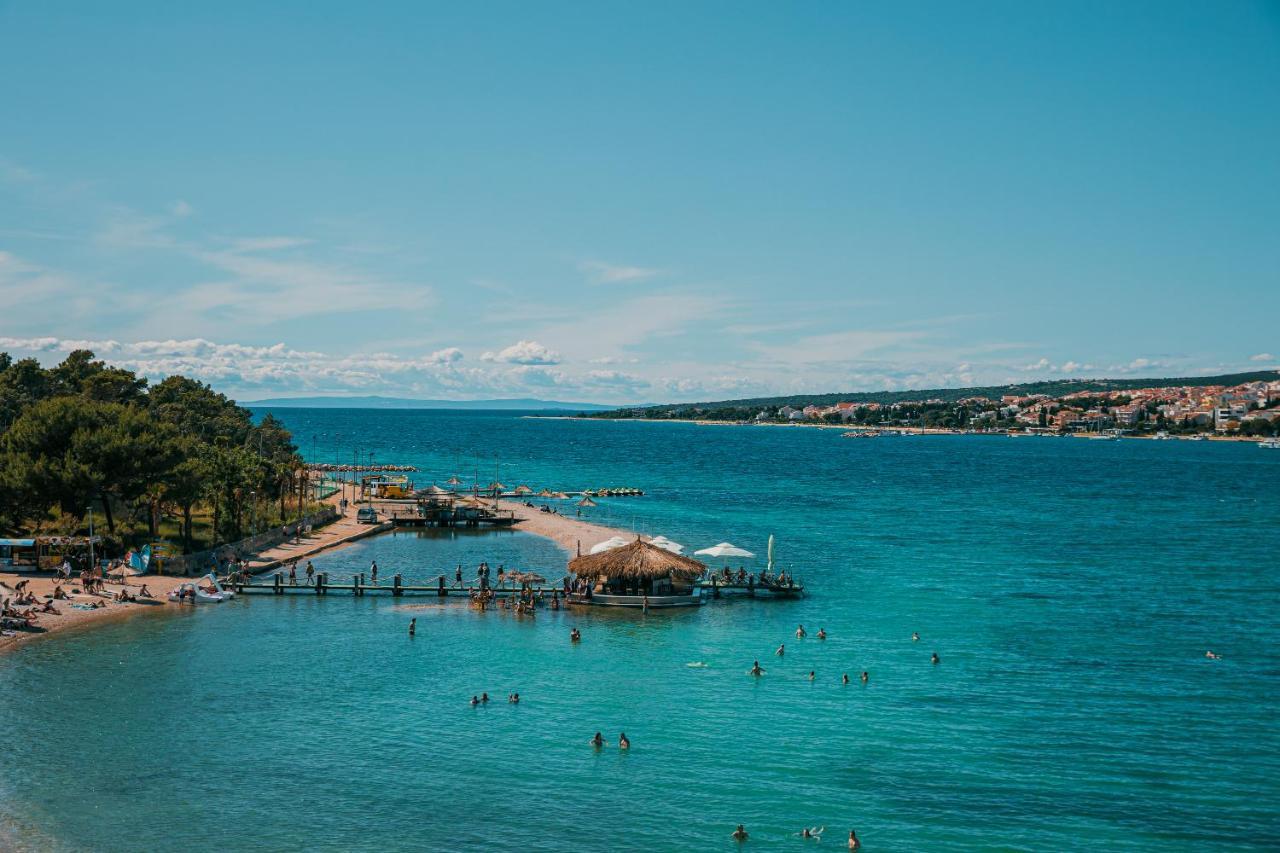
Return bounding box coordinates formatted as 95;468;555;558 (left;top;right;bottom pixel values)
0;350;305;550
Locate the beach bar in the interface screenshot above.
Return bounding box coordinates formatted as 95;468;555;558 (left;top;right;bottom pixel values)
567;538;706;608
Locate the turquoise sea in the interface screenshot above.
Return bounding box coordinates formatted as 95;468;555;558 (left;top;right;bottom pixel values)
2;411;1278;851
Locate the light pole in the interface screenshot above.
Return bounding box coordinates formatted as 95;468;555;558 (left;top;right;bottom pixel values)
86;505;95;570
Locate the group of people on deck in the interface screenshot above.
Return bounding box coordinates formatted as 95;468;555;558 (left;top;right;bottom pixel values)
712;566;798;588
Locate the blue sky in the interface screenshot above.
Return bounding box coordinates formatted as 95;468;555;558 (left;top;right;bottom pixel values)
2;1;1277;403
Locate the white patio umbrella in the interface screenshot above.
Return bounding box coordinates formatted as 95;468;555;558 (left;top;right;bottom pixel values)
694;542;756;559
588;536;629;555
648;535;685;554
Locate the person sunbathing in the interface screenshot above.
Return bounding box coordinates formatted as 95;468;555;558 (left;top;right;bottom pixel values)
39;600;59;614
138;584;152;598
52;585;68;600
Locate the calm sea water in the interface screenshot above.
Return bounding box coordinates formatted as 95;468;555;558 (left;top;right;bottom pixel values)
2;411;1278;851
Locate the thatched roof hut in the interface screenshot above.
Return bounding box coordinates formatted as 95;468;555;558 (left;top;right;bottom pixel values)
568;539;706;582
576;496;597;507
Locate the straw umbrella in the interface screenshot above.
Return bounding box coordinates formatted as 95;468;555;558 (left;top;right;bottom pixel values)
568;539;706;587
537;488;554;498
576;496;597;507
514;485;533;495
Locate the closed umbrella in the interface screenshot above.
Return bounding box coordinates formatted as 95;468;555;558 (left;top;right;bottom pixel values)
694;542;755;559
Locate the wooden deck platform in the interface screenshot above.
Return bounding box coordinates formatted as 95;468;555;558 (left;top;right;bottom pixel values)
224;574;803;599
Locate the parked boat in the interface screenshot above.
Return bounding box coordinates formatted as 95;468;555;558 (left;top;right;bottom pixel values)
1260;437;1280;449
167;573;234;604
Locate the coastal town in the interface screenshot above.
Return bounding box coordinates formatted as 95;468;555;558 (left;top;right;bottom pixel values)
599;374;1280;438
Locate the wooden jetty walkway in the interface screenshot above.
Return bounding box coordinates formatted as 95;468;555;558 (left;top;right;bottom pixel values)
225;573;803;599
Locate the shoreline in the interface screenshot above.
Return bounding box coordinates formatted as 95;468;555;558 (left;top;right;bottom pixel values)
1;496;634;654
526;416;1265;440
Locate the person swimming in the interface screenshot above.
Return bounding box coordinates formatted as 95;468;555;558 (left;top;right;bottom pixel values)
848;828;861;849
571;628;581;643
1206;650;1221;659
861;671;869;683
509;692;520;703
842;673;850;684
470;695;479;706
618;732;630;749
481;692;490;704
408;617;416;636
796;624;806;638
732;825;749;842
591;731;604;748
912;631;920;641
750;660;765;676
799;826;824;840
931;652;940;664
776;643;785;656
817;628;827;640
808;670;815;681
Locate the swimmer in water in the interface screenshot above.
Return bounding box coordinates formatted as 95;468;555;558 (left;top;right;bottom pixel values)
618;732;630;749
1206;650;1221;659
408;617;416;636
591;731;604;748
912;631;920;642
750;660;765;676
842;673;850;684
817;628;827;640
861;671;869;683
470;695;479;706
848;828;861;849
931;652;940;664
799;826;824;840
481;692;489;704
808;670;816;681
796;624;806;638
776;643;785;656
571;628;581;643
732;825;749;842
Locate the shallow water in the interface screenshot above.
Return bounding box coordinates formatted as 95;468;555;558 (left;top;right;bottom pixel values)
2;412;1278;851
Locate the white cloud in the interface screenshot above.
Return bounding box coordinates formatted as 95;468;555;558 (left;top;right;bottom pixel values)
227;236;314;253
426;347;463;364
170;200;194;217
579;260;663;284
480;340;561;365
1250;353;1275;362
588;356;639;365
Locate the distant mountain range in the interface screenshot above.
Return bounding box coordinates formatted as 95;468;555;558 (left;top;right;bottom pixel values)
244;395;613;411
589;369;1280;417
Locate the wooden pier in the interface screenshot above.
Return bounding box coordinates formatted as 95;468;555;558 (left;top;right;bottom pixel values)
225;573;803;599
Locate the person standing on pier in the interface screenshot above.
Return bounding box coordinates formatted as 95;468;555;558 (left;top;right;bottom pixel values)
288;563;297;586
305;561;315;585
455;565;463;587
370;561;379;585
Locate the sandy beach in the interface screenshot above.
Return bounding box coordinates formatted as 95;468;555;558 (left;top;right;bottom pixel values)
1;495;633;653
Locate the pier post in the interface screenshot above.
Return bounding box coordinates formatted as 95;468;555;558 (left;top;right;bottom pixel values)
357;573;364;597
274;573;282;595
315;572;324;595
438;575;446;597
393;574;403;597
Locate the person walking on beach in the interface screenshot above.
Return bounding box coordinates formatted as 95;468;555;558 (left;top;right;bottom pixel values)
408;617;416;637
